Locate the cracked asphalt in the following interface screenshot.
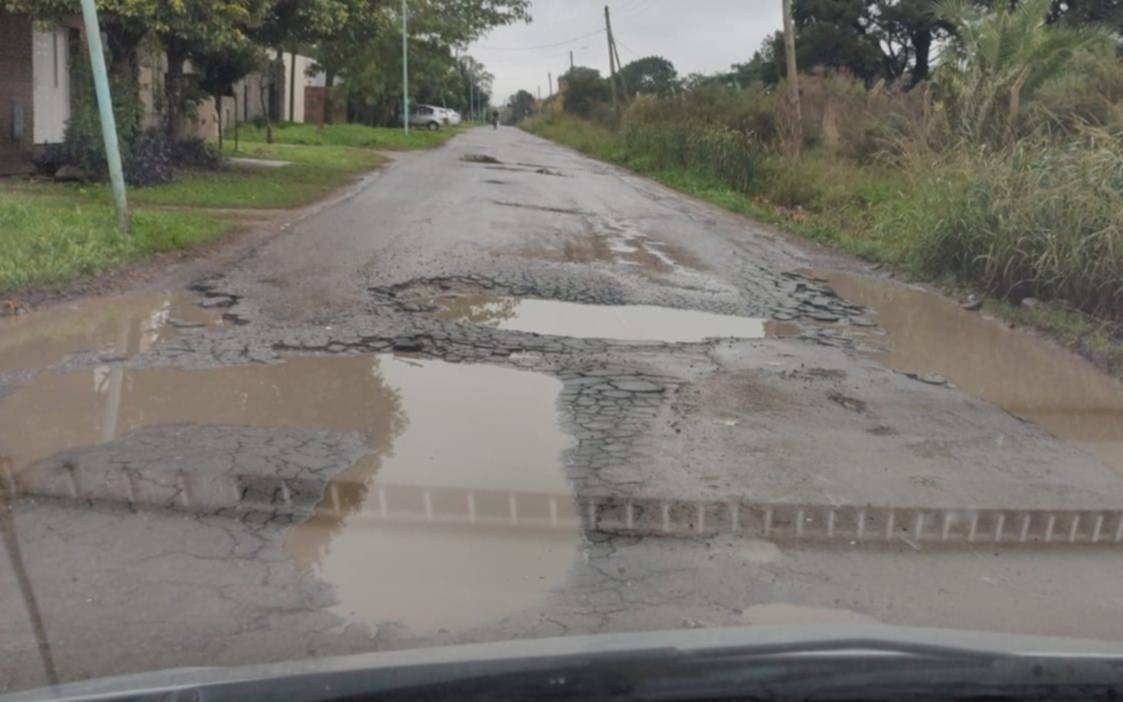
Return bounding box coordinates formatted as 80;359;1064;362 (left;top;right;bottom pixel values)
5;126;1123;692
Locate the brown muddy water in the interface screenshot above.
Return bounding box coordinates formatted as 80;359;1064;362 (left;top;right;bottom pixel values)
0;355;578;632
0;293;220;375
823;271;1123;477
426;295;787;342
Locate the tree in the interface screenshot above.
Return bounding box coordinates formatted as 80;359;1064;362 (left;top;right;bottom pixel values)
618;56;678;97
193;40;265;149
507;89;535;123
735;0;952;87
311;0;385;125
559;67;609;117
312;0;525;125
936;0;1115;142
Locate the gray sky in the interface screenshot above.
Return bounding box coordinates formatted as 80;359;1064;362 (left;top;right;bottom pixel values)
468;0;784;104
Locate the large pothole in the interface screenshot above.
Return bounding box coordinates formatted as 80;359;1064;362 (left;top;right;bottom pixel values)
3;354;578;636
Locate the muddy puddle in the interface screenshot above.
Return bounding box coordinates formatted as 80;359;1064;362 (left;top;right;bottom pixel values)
0;292;220;375
426;295;785;342
0;354;577;632
822;271;1123;477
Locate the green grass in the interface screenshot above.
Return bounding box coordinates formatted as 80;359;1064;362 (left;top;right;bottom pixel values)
232;122;462;150
0;195;230;293
132;142;384;209
10;142;385;210
0;120;466;294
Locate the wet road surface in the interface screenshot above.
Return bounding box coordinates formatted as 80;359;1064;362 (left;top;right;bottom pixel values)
3;127;1123;692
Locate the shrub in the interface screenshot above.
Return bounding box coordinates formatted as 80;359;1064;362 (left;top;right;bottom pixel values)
60;46;143;177
886;138;1123;319
124;130;174;186
171;137;222;169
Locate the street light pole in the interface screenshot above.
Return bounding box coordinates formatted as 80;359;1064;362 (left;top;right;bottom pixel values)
402;0;409;136
78;0;129;234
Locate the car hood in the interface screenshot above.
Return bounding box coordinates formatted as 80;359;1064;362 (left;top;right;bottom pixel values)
7;624;1123;701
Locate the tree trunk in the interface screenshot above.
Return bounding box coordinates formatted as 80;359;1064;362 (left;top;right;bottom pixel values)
215;93;223;152
909;28;931;87
165;40;187;138
259;79;273;144
323;71;336;126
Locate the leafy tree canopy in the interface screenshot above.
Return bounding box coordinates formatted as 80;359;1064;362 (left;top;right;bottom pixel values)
618;55;678;97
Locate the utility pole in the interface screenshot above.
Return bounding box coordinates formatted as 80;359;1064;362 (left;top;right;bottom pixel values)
402;0;409;135
612;35;625;95
569;50;574;71
781;0;801;156
604;5;618;112
79;0;129;234
548;72;553;97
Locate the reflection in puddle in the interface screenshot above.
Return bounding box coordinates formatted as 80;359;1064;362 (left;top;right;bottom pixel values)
0;354;577;632
427;295;775;342
285;358;576;631
823;271;1123;476
0;293;219;375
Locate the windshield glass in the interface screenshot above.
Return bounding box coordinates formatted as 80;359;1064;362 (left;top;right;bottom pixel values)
3;0;1123;696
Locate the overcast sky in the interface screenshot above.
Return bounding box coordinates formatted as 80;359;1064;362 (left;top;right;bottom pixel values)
468;0;784;104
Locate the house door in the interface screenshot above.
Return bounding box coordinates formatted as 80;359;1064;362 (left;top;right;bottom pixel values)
32;27;70;144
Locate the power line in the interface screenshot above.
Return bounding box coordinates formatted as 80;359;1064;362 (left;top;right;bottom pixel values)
616;36;640;58
481;46;589;64
474;27;605;51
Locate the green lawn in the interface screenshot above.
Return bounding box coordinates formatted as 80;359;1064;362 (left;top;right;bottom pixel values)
0;195;230;293
0;122;463;296
231;122;463;150
7;142;385;211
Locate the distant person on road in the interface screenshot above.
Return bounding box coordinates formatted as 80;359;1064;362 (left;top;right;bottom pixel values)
492;111;500;129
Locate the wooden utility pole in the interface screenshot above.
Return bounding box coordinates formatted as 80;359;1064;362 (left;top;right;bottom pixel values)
781;0;802;156
569;50;574;71
604;5;618;112
548;72;553;96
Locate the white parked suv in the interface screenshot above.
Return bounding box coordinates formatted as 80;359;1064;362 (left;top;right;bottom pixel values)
402;104;457;130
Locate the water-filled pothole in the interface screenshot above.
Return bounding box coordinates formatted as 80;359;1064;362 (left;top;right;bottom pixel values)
1;354;577;632
425;294;790;342
822;270;1123;476
0;293;221;375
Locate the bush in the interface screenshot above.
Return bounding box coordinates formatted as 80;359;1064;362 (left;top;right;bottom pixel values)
171;137;222;169
886;139;1123;319
124;130;174;186
60;47;143;177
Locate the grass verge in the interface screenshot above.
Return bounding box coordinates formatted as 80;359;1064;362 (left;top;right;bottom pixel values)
231;122;462;150
0;197;230;293
1;121;465;297
9;142;384;210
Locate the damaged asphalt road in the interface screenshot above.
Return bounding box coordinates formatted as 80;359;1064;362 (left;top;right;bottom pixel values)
5;127;1123;692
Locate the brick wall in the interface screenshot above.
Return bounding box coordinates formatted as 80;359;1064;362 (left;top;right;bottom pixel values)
0;12;34;173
